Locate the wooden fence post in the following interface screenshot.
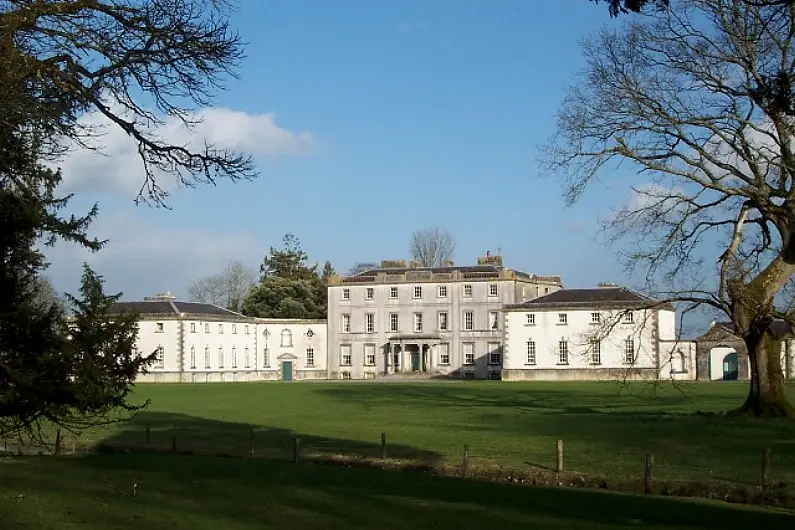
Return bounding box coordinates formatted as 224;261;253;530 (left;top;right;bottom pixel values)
762;447;771;489
171;435;177;454
145;426;151;447
249;429;255;456
293;437;300;464
556;439;564;473
462;444;469;478
644;453;654;495
54;429;62;456
380;432;386;460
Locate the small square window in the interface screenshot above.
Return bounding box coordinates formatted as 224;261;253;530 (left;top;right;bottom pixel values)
624;312;634;324
190;322;196;333
342;288;350;300
438;285;447;298
558;313;567;325
591;312;601;324
366;287;374;300
489;284;498;297
463;284;473;297
526;314;535;325
155;322;164;333
413;286;422;299
390;287;398;299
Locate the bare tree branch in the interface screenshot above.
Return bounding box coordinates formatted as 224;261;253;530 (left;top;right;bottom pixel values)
409;225;456;267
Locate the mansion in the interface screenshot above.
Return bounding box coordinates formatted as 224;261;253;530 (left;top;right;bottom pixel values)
115;253;795;383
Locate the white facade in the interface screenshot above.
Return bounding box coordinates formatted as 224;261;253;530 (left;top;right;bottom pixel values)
502;287;682;381
116;295;327;383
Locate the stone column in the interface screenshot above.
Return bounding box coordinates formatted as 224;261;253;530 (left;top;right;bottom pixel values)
386;343;392;375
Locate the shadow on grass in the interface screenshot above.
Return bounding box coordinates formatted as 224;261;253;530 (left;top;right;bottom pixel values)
98;411;441;464
3;452;793;530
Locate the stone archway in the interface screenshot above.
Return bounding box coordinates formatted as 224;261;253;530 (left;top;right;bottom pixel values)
695;323;750;381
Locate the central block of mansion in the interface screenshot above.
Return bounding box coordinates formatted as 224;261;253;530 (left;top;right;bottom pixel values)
116;253;795;382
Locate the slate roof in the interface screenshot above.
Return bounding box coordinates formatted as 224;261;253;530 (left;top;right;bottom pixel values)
353;265;533;279
504;287;675;311
109;300;246;318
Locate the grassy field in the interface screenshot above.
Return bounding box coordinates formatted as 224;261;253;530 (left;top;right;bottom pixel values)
66;380;795;488
1;453;793;529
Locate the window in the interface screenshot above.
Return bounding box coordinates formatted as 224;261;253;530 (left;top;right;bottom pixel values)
558;340;569;365
306;348;315;367
281;329;293;347
438;285;447;297
204;346;211;369
438;343;450;365
624;312;634;324
190;322;196;333
365;313;375;333
342;288;350;300
205;323;210;333
624;338;635;363
558;313;568;325
438;312;449;331
526;341;536;365
342;314;351;333
245;347;250;368
526;314;536;326
463;284;472;297
219;323;224;334
366;287;374;300
413;286;422;299
154;346;164;368
413;312;423;333
364;344;376;366
489;311;499;330
591;339;601;365
341;344;352;366
545;287;550;294
464;311;474;331
342;372;352;380
463;342;475;365
245;325;249;334
190;345;196;369
489;284;498;297
591;312;601;324
390;286;398;299
389;313;399;333
263;348;270;368
488;343;501;365
156;322;164;333
218;347;224;368
232;347;237;368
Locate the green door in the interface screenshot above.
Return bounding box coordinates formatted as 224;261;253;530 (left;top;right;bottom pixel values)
411;352;420;371
722;353;738;380
282;361;293;381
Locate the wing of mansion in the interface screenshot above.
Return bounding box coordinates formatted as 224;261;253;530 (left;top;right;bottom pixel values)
112;252;795;383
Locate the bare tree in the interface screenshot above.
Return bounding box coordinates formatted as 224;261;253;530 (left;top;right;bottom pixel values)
348;262;379;276
543;0;795;416
188;260;256;313
409;225;456;268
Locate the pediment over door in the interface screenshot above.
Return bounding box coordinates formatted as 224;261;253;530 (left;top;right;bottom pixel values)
277;352;298;360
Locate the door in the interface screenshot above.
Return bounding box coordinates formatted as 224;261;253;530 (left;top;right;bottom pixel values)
282;361;293;381
722;353;738;380
411;351;420;371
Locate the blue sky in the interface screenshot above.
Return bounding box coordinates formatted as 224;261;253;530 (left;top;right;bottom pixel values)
47;0;717;332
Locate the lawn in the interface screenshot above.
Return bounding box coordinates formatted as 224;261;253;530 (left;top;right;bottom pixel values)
67;380;795;489
0;453;793;529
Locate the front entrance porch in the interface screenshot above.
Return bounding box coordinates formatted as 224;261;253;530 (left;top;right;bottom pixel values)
385;335;440;375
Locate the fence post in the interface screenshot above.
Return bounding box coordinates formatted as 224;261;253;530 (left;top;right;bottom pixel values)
293;437;300;464
762;447;772;489
462;444;469;478
380;432;386;460
249;429;255;456
171;435;177;454
54;429;62;456
644;453;654;495
556;439;564;473
145;426;151;447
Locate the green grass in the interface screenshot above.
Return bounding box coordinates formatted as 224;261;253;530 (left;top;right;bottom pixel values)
1;453;793;529
69;380;795;488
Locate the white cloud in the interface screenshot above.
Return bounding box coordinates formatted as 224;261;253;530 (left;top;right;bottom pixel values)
45;210;265;302
54;103;317;198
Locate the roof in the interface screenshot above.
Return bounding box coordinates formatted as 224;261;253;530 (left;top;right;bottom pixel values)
698;320;792;341
109;300;247;319
504;287;675;311
353;264;530;278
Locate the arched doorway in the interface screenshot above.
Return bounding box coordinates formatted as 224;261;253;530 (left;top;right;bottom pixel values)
708;346;737;380
721;353;739;380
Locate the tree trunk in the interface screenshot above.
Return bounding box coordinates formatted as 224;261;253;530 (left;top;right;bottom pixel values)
737;332;795;418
